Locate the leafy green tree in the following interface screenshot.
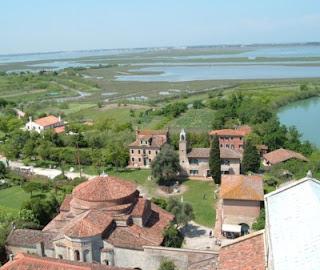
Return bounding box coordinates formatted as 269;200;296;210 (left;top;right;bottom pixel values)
242;140;261;174
22;182;42;197
158;259;177;270
166;198;194;228
252;208;265;230
0;161;6;178
209;135;221;184
151;144;180;185
162;224;184;248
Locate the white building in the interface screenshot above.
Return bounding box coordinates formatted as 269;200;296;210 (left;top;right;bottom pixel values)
25;115;65;133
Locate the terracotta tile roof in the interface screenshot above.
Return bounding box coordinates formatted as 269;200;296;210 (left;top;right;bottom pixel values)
60;194;72;212
6;229;57;250
187;148;242;159
34;115;61;127
53;126;65;134
220;175;264;201
106;203;174;249
263;148;308;165
129;129;168;148
218;230;265;270
131;197;147;217
73;175;137;202
63;210;113;238
209;125;252;137
0;253;131;270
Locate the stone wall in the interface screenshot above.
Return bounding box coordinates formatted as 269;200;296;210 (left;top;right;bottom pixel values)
223;199;260;218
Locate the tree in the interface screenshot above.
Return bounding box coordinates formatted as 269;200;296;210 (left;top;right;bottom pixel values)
0;161;6;179
151;144;180;185
242;140;261;174
158;259;177;270
252;208;265;230
22;182;42;197
209;135;221;184
166;198;194;228
162;224;184;248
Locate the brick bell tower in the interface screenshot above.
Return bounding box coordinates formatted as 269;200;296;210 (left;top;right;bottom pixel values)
179;129;189;175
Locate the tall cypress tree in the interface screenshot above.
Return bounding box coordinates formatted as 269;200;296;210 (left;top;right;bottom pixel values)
209;135;221;184
242;140;261;174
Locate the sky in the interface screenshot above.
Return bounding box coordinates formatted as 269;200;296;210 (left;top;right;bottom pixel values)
1;0;320;54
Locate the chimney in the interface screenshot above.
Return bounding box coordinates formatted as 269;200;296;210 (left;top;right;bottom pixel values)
135;127;140;136
36;241;45;257
9;254;14;261
58;115;61;122
29;116;32;123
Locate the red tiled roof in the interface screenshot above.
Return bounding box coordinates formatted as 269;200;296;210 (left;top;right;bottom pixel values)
106;203;174;249
131;197;147;217
53;126;65;134
218;230;265;270
220;175;264;201
129;129;168;148
73;176;137;202
209;125;252;137
34;115;61;127
187;147;242;159
263;148;308;165
60;194;72;212
6;229;56;250
64;211;113;238
0;253;131;270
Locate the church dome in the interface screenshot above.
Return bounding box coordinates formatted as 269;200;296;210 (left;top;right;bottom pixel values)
72;175;137;202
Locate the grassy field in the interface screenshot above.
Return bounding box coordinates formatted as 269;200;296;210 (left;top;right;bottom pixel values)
0;186;32;213
177;180;216;227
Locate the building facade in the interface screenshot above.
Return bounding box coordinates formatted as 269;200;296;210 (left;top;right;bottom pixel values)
128;129;168;168
179;129;242;179
209;125;252;151
25;115;65;133
220;175;264;238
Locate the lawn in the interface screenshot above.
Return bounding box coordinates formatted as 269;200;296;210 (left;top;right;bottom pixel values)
177;180;216;228
0;186;31;213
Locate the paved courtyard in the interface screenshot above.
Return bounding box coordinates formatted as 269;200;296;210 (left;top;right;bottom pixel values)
181;221;220;251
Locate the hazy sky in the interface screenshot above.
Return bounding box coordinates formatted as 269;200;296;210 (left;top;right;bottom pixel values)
1;0;320;54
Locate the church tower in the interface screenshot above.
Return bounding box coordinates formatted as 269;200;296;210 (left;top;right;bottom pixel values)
179;129;189;175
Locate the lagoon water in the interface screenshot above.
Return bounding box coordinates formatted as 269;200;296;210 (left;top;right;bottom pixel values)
116;65;320;82
278;97;320;147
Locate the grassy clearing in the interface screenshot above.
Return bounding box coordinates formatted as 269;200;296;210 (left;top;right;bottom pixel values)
0;186;32;213
168;108;215;131
177;180;216;227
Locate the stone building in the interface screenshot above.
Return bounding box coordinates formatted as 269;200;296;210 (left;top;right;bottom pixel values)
25;115;65;134
128;129;168;168
179;129;242;179
219;175;264;238
218;175;320;270
209;125;252;151
6;175;174;269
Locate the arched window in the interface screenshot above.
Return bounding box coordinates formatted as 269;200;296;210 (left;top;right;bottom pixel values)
58;255;63;259
74;250;80;261
83;249;90;262
104;260;110;265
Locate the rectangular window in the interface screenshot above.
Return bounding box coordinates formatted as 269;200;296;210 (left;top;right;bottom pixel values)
190;159;199;165
131;150;134;154
156;151;158;154
138;150;141;154
189;170;199;175
138;158;141;162
226;144;230;148
149;150;151;154
131;157;134;161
